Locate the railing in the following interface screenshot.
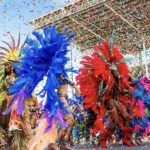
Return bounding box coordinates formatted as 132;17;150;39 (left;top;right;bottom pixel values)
31;0;113;29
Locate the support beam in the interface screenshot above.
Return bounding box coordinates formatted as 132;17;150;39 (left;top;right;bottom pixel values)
143;37;149;77
104;3;147;40
69;16;105;40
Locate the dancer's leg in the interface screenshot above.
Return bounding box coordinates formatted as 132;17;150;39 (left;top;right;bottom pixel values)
117;104;130;128
57;96;74;140
30;114;37;129
117;104;133;147
69;132;74;146
135;132;142;145
57;107;74;150
131;132;138;145
63;113;75;140
99;99;119;148
105;99;119;133
57;126;67;141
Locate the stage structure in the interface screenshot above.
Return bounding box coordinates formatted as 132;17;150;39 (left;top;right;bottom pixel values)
28;0;150;76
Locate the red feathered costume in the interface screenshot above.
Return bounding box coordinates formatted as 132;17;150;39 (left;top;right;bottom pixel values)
76;41;135;148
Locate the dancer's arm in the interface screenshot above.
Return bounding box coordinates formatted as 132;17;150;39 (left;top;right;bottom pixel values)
10;76;15;85
4;78;9;89
74;85;81;97
18;116;30;136
121;79;133;93
67;78;75;86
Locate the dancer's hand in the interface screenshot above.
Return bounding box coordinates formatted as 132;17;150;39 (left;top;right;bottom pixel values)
3;93;9;102
97;102;101;110
129;107;133;113
128;90;132;97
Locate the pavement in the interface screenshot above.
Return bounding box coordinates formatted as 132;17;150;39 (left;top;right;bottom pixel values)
72;139;150;150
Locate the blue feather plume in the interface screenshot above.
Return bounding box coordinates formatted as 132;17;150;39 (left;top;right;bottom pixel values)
8;25;77;117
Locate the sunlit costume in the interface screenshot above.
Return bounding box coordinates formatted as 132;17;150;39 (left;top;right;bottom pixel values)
0;33;28;149
3;25;79;150
76;40;135;148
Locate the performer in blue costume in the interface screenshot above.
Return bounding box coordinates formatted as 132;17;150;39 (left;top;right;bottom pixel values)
130;76;150;145
3;25;80;150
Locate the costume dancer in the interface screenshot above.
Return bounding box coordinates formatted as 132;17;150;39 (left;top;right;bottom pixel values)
0;33;28;149
76;40;134;148
130;76;150;145
56;74;81;150
2;25;79;150
52;75;81;150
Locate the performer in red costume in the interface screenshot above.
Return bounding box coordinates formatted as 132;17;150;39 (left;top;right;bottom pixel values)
76;39;135;148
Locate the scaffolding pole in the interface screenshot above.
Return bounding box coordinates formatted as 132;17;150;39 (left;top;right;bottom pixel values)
143;37;149;77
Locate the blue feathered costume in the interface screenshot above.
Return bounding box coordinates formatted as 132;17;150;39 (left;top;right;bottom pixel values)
131;77;150;140
3;25;79;150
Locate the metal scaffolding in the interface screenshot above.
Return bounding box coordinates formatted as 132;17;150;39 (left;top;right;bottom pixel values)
28;0;150;73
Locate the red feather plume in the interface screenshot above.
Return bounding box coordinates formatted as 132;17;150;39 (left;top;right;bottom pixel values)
76;41;130;133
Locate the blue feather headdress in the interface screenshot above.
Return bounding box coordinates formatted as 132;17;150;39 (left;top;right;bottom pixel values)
3;25;78;129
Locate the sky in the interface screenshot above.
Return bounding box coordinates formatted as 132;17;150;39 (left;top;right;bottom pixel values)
0;0;76;47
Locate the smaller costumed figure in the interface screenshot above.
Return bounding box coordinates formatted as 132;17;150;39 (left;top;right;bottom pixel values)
5;91;32;150
0;33;28;149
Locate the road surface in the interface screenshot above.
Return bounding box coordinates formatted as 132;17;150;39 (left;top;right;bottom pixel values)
72;140;150;150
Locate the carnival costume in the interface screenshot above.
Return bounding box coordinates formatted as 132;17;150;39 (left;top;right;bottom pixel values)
76;40;134;148
0;33;29;149
131;77;150;140
3;25;79;150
